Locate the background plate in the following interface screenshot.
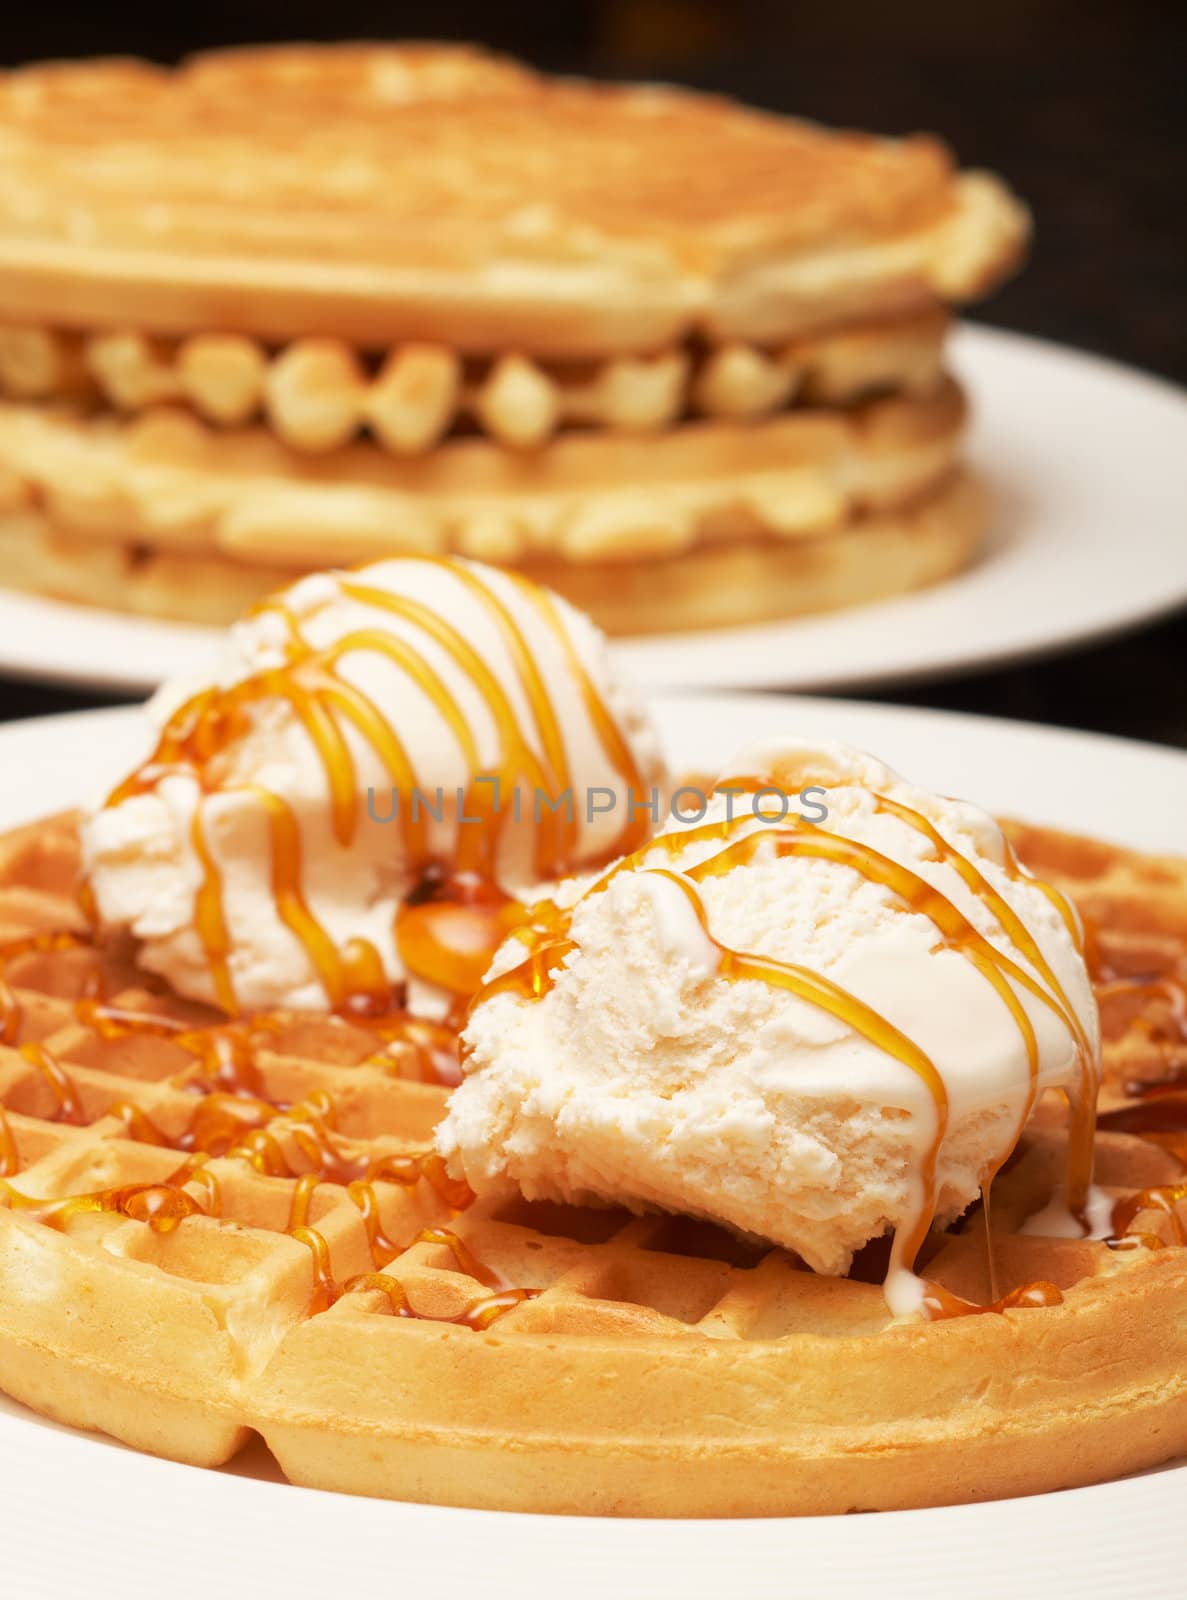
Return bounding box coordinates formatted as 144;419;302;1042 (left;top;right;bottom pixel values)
1;691;1186;1599
0;326;1185;695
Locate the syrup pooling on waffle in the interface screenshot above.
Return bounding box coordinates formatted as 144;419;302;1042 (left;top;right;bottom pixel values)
467;773;1100;1317
0;896;538;1331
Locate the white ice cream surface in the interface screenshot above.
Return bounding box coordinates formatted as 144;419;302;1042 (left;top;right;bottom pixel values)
441;739;1099;1277
82;559;665;1013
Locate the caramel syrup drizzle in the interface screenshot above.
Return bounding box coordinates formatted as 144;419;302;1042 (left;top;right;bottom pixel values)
73;997;457;1096
0;923;466;1246
334;588;564;877
1097;1089;1187;1172
288;1206;536;1328
0;1174;208;1234
1093;965;1187;1070
0;926;92;996
506;573;653;862
922;1279;1064;1320
0;979;20;1047
997;830;1084;951
675;819;1088;1279
715;782;1099;1220
338;1274;538;1331
0;870;534;1331
473;788;1098;1315
0;966;462;1168
0;925;476;1276
102;557;645;1016
1108;1181;1187;1247
0;1062;509;1327
647;867;948;1282
873;799;1096;1116
0;1107;18;1177
281;1138;526;1324
19;1041;87;1125
190;801;237;1015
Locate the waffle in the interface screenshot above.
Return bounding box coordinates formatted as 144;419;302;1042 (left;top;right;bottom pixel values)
0;43;1022;632
0;376;974;633
0;308;950;454
0;469;984;634
1002;820;1187;1104
0;809;1185;1515
0;47;1026;354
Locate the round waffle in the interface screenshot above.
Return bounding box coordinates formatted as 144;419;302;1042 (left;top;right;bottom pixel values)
0;308;950;454
0;470;984;635
0;810;1184;1515
0;46;1027;355
0;376;974;631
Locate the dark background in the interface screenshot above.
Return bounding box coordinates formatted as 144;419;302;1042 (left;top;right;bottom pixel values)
2;0;1185;741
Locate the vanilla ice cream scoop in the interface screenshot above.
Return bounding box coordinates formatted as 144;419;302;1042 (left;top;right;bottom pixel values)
82;557;665;1015
438;738;1100;1311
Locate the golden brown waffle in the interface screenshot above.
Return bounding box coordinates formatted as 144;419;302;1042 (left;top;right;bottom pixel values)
0;377;966;564
0;376;974;633
0;309;949;453
1005;820;1187;1102
0;469;984;634
1;810;1185;1514
0;812;461;1468
0;47;1026;355
0;45;1022;632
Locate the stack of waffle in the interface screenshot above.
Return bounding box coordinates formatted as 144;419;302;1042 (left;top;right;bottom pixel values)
0;44;1028;633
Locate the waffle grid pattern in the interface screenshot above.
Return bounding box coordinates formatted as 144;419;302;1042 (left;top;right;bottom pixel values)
1002;819;1187;1098
0;812;1185;1514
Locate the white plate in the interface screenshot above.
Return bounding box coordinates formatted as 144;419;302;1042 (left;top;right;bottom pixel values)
1;326;1186;696
1;692;1186;1600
